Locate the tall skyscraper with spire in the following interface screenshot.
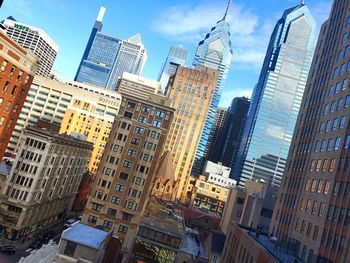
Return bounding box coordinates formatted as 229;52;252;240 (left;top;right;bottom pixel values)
75;7;147;90
191;0;233;175
232;2;316;203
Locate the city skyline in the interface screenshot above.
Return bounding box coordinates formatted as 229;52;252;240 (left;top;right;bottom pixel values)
1;0;331;106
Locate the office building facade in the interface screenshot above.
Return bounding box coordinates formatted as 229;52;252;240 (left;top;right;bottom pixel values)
2;18;59;77
164;66;218;203
116;72;161;100
75;7;147;90
191;2;233;175
232;3;316;194
158;45;189;92
0;124;92;240
7;76;121;173
271;1;350;262
221;97;250;167
82;93;174;257
0;29;37;160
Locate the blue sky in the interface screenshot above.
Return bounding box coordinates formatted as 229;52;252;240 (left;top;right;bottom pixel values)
1;0;332;106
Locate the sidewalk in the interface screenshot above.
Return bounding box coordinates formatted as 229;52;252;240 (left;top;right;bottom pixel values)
2;223;64;250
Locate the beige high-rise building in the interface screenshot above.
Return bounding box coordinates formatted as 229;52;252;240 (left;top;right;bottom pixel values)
116;72;161;99
6;76;121;173
164;66;218;203
81;93;174;259
0;123;92;240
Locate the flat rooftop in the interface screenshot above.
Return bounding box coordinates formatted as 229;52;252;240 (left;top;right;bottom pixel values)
180;228;207;260
241;226;303;263
61;222;109;250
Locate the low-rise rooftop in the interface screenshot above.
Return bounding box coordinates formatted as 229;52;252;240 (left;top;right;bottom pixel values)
61;222;110;250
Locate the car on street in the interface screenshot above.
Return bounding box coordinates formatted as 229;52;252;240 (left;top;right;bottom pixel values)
64;219;76;228
0;245;16;255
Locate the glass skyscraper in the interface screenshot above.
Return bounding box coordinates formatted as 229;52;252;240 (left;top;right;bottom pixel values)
75;7;147;90
158;45;189;92
191;2;233;175
232;2;316;194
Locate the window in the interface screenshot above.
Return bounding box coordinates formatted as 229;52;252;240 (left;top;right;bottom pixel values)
345;95;350;108
123;160;133;168
127;101;136;108
321;139;326;151
319;203;326;217
316;159;322;171
311;180;317;192
319;122;324;133
324;181;330;194
92;203;102;211
115;184;125;192
322;159;328;172
330;101;335;113
329;159;336;172
88;215;97;224
138;116;147;123
107;208;117;217
345;135;350;149
334;137;341;150
119;172;129;180
131;138;140;145
122;212;132;222
1;60;8;72
324;104;329;115
118;225;128;234
103;220;113;229
126;201;135;210
305;179;311;191
124;111;133;119
340;116;346;128
135;127;144;134
156;110;165;118
325;120;331;132
142;106;151;113
111;196;121;204
64;241;77;257
317;181;324;193
332;118;338;131
327;138;333;151
127;149;137;157
343;79;348;90
153;120;162;128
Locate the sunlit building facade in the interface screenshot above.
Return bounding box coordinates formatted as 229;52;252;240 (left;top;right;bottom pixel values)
164;66;218;203
7;77;121;173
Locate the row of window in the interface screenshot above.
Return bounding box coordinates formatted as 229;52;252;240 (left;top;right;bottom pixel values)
87;215;129;233
300;198;326;217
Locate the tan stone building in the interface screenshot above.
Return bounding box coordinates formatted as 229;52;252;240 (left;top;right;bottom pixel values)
220;180;267;234
164;66;218;203
0;123;92;240
81;93;174;259
116;72;161;100
189;175;230;216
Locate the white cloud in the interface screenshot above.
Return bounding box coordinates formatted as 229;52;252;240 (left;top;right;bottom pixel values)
220;87;252;107
152;1;272;71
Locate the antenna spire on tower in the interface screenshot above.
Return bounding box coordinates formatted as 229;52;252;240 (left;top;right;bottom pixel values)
223;0;231;20
300;0;305;5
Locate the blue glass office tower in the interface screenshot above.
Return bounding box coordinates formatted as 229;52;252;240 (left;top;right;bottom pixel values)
232;3;316;194
75;7;147;90
191;2;233;175
158;45;189;93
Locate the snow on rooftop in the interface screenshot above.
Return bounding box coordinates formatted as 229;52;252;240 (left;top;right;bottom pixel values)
61;222;109;250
